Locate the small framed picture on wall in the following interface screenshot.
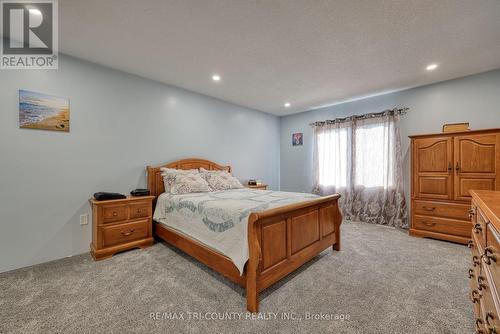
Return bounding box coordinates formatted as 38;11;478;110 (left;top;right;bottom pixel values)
292;132;303;146
19;90;70;132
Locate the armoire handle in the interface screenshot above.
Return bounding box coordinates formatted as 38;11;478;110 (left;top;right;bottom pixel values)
456;162;460;174
448;162;452;174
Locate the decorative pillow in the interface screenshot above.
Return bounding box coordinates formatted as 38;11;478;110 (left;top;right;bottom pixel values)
200;168;244;191
160;168;201;193
169;173;211;195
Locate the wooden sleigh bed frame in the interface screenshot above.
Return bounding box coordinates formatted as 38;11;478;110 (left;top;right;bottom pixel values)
147;158;342;312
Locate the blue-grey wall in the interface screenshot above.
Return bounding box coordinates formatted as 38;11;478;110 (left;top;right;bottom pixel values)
280;69;500;208
0;55;280;273
2;56;499;273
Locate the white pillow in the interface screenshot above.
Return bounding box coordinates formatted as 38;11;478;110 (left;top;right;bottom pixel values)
200;168;244;191
168;173;211;195
160;168;202;194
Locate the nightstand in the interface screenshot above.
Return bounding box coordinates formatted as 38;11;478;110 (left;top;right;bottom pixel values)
89;195;155;260
245;184;268;190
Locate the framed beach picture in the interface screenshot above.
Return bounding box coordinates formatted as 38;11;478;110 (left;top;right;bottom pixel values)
19;90;70;132
292;132;303;146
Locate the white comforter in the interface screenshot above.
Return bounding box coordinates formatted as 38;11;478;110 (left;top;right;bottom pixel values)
153;188;318;274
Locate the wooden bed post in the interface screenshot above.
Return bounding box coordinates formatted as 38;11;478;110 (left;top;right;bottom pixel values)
247;213;261;313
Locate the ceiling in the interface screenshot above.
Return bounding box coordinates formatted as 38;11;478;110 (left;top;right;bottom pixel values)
59;0;500;116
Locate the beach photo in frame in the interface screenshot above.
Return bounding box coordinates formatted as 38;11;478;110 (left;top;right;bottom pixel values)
19;90;70;132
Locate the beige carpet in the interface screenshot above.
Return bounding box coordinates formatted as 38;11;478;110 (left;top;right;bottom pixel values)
0;221;473;333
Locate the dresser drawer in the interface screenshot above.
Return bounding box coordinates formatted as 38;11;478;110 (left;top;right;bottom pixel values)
479;265;500;334
471;290;482;325
102;204;128;223
413;200;470;220
129;202;151;220
471;236;482;274
473;208;489;251
469;264;481;317
484;224;500;294
413;215;471;237
102;220;149;247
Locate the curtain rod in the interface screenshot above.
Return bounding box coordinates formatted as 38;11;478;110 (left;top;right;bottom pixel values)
309;107;409;127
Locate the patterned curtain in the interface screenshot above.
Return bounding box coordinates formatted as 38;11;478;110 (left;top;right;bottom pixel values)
312;109;408;228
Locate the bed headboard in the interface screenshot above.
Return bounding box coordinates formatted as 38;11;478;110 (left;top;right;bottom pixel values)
147;158;232;199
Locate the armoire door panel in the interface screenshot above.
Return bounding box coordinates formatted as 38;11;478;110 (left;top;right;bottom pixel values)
413;137;453;199
415;139;450;173
417;176;450;199
454;134;499;201
457;178;495;198
458;138;496;173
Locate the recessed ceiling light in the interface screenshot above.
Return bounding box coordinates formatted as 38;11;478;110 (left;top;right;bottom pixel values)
212;74;221;82
426;64;438;71
284;102;291;108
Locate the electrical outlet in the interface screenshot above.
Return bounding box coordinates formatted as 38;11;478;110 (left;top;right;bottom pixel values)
80;214;89;226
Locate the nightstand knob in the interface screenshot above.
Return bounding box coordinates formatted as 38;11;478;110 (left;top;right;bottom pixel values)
113;212;118;216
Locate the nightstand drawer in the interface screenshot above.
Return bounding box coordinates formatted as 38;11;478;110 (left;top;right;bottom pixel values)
102;220;149;247
102;205;128;223
129;202;151;220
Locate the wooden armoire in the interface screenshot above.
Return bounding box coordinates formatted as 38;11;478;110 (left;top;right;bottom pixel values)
410;128;500;244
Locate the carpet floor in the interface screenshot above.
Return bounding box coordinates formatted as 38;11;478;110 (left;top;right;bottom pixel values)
0;221;473;334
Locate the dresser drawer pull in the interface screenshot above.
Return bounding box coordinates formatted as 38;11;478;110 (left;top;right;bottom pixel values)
121;229;135;237
113;212;118;217
486;313;496;326
486;313;498;334
483;247;497;265
469;269;474;279
478;276;487;290
474;256;481;267
471;290;480;303
474;224;483;233
468;240;474;248
477;319;485;334
469;208;476;219
422;206;436;212
422;221;436;227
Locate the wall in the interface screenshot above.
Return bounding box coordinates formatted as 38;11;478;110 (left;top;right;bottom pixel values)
0;55;280;273
280;69;500;209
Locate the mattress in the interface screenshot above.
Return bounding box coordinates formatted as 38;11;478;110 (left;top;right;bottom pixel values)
153;188;318;274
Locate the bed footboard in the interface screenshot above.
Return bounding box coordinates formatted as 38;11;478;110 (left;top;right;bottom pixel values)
246;194;342;312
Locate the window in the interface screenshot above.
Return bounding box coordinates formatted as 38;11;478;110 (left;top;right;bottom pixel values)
354;122;394;188
316;119;396;189
313;111;407;228
317;127;348;187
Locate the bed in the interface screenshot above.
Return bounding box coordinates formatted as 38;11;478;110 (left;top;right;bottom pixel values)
147;158;342;312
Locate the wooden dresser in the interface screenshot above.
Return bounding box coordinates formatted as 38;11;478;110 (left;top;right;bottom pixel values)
90;196;155;260
469;190;500;334
410;129;500;244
